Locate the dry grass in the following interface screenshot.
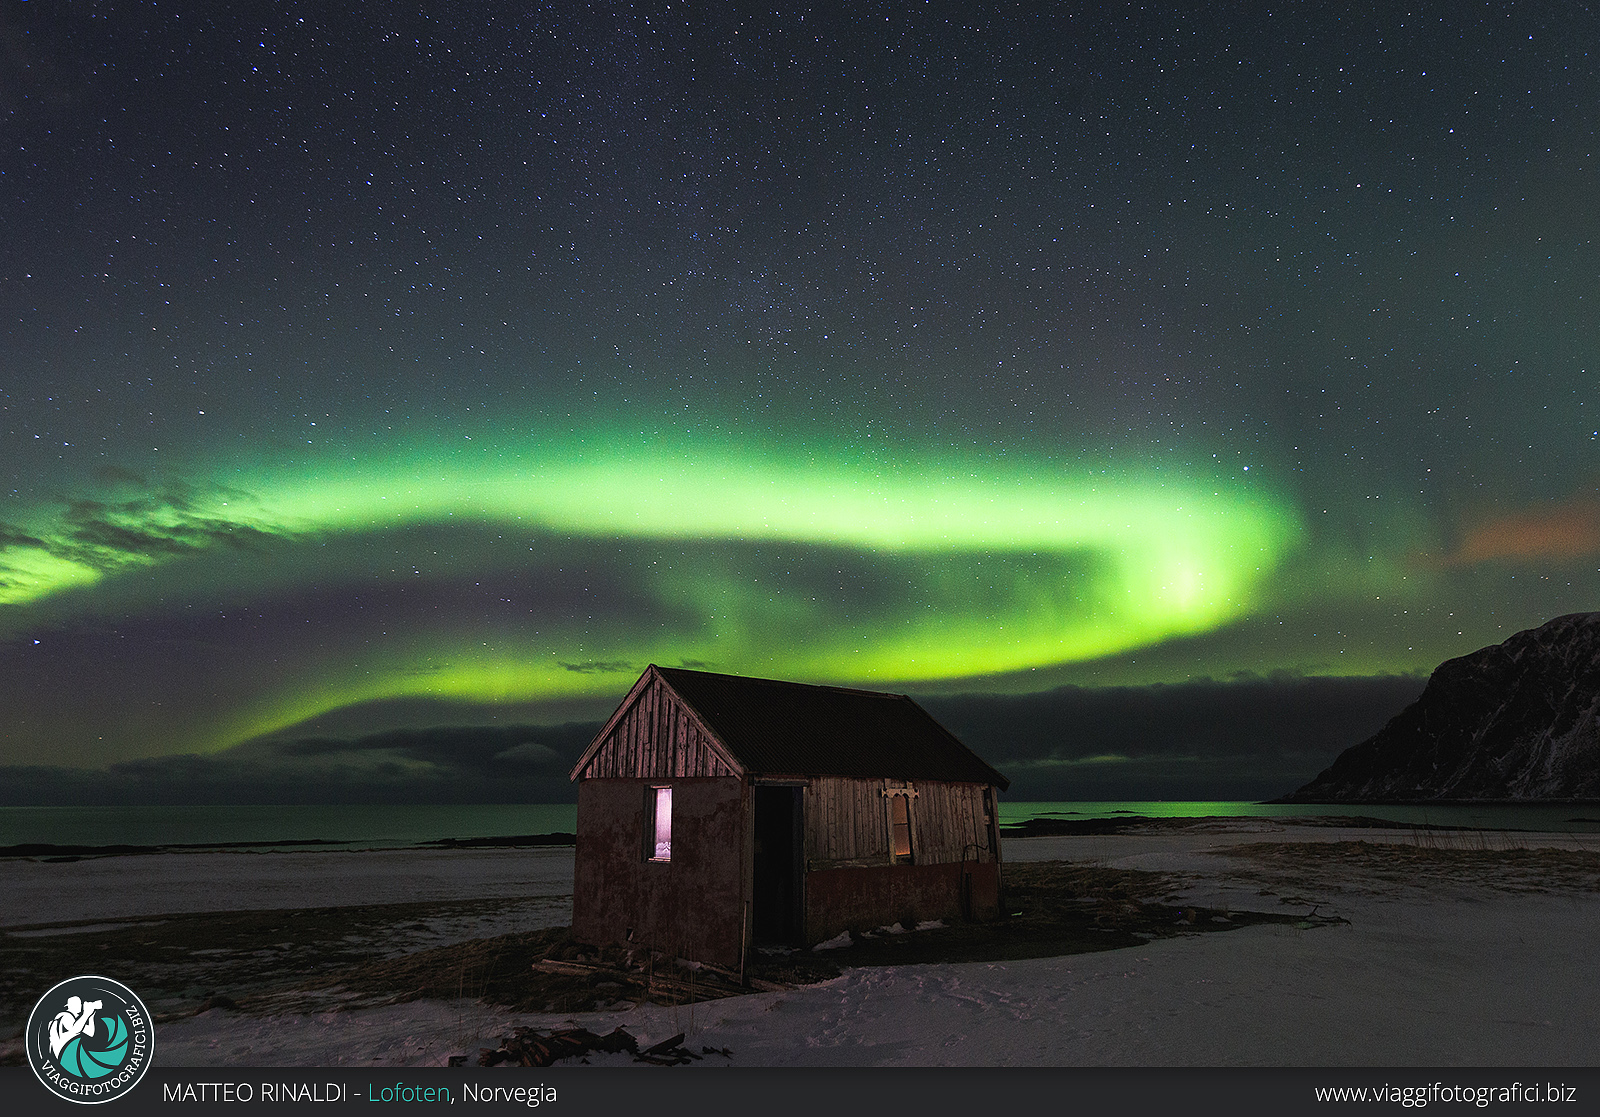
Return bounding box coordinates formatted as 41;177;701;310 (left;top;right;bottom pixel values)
0;896;555;1042
1221;840;1600;894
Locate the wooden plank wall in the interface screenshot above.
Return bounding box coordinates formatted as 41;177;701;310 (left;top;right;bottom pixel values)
579;677;737;779
911;780;995;864
804;777;890;865
804;777;998;867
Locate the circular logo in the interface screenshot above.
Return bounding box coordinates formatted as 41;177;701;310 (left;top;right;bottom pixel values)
26;976;154;1104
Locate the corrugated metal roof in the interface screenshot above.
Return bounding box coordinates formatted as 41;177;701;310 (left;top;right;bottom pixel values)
652;666;1009;789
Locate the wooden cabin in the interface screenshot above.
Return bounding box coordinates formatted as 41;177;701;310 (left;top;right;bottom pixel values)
568;665;1010;970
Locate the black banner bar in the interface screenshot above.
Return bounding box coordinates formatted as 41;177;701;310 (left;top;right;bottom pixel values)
4;1067;1599;1116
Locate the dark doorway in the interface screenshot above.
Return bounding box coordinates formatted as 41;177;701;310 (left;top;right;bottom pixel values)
752;785;803;943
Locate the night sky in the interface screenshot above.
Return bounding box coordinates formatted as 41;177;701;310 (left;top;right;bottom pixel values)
2;3;1596;800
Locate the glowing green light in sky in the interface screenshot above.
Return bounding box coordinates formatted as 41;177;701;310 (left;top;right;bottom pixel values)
0;547;101;606
1;428;1305;750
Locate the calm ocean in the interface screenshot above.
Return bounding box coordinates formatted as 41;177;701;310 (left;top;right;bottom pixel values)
0;803;579;850
3;800;1600;850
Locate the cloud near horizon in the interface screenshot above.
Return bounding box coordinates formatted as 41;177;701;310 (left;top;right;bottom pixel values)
1430;492;1600;568
921;673;1426;801
0;723;599;808
0;673;1424;806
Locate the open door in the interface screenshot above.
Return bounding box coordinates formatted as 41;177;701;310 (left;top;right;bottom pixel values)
752;785;804;944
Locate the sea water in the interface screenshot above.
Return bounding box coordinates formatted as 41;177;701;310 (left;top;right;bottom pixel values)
1000;800;1600;833
0;803;579;850
4;799;1600;850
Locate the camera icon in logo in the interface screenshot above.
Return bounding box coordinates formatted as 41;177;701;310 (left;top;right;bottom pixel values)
26;976;154;1104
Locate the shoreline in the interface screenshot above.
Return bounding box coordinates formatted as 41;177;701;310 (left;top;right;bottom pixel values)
11;803;1600;861
0;832;579;861
8;799;1600;856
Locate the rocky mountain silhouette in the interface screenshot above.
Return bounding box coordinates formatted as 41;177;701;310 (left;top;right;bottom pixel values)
1281;612;1600;801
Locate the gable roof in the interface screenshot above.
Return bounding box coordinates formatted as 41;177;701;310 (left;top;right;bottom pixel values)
573;665;1009;788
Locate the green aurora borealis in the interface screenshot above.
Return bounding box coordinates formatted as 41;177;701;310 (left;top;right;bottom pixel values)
2;4;1598;783
4;431;1305;757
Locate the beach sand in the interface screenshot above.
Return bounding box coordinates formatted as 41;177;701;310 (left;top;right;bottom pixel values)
4;821;1599;1066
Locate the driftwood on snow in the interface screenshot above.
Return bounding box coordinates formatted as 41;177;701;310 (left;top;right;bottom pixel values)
472;1025;732;1068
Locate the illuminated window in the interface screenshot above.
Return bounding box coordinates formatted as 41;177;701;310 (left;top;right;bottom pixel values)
888;791;913;863
650;786;672;861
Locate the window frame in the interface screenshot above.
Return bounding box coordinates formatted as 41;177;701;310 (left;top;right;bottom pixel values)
885;786;916;864
647;784;672;862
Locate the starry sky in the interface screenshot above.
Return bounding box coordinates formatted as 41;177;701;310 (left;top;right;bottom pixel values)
1;3;1597;800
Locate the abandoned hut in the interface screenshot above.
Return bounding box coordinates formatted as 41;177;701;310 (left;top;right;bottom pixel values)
568;665;1010;970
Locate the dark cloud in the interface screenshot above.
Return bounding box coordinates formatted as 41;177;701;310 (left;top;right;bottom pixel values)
91;466;151;487
0;521;47;549
0;675;1425;804
493;741;567;767
559;660;637;674
0;723;599;806
0;483;290;592
57;489;283;567
922;673;1426;801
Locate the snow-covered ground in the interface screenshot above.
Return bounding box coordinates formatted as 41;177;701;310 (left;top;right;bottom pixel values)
146;890;1600;1067
1;845;575;926
80;823;1600;1067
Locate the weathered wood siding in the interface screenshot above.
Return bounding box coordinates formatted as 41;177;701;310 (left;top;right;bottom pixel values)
803;776;889;866
911;779;997;864
805;861;1002;941
577;675;737;780
572;776;747;967
804;777;999;869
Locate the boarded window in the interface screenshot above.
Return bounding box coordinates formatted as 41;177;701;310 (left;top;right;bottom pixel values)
889;792;913;862
650;785;672;861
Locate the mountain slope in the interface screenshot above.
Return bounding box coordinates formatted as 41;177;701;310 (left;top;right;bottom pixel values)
1282;613;1600;801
